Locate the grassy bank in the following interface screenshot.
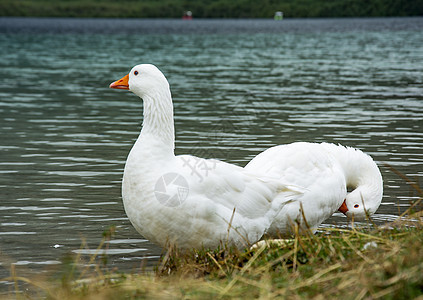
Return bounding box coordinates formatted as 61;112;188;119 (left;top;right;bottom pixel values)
1;0;423;18
2;172;422;299
4;203;422;299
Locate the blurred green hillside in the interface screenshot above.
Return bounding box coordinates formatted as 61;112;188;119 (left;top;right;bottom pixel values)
1;0;422;18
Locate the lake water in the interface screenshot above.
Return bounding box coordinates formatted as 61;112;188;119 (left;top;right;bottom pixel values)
0;17;422;291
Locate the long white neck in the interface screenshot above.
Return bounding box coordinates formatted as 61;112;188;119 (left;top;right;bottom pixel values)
139;88;175;156
325;143;383;202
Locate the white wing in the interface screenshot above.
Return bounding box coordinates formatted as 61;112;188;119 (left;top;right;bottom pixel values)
156;154;304;249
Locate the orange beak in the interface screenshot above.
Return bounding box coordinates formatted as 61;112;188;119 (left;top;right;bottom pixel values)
109;74;129;90
338;200;349;215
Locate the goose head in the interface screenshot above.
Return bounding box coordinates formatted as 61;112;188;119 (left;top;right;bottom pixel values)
109;64;175;148
109;64;170;98
338;186;382;221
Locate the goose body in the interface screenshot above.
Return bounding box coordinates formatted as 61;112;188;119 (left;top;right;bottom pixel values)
246;142;383;236
110;64;383;250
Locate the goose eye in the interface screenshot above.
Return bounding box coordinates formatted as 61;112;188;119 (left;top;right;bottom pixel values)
134;71;139;75
354;204;359;208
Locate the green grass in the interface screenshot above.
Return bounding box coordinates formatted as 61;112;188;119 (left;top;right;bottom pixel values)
4;208;423;299
16;225;423;298
1;0;422;18
2;173;423;299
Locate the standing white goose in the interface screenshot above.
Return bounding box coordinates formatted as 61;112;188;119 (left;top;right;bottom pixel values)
109;64;383;250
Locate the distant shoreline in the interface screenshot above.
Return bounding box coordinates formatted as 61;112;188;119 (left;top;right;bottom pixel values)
2;17;422;35
1;0;422;19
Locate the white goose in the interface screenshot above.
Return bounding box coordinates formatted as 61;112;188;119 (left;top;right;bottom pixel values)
109;64;383;250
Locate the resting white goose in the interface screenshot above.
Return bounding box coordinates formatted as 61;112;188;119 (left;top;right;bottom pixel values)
109;64;383;250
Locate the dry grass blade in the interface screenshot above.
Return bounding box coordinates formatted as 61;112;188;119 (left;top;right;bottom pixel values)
354;287;368;300
343;236;374;265
227;207;236;242
219;244;266;297
289;262;342;290
206;252;226;276
384;163;422;195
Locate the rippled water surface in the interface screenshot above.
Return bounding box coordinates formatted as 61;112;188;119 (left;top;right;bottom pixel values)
1;17;422;290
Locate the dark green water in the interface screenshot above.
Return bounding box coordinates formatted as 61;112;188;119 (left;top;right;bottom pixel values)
0;17;422;289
